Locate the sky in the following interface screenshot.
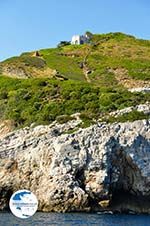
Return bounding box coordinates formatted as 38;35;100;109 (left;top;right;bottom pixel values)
0;0;149;61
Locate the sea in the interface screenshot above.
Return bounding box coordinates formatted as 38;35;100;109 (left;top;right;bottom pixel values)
0;212;150;226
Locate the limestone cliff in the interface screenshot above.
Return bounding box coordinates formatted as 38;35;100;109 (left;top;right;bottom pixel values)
0;119;150;213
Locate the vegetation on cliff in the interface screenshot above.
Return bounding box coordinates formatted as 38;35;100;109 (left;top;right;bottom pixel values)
0;32;150;128
0;75;149;128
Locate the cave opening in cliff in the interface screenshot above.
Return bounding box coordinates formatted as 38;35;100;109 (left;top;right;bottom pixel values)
110;189;150;213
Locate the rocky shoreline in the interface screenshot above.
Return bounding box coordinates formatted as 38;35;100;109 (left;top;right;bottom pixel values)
0;119;150;214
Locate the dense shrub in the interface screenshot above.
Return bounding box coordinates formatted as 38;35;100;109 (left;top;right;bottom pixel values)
0;76;149;128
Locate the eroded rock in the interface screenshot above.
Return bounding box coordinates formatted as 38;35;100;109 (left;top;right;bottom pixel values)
0;119;150;213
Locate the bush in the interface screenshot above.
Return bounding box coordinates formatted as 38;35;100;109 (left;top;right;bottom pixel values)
0;90;8;99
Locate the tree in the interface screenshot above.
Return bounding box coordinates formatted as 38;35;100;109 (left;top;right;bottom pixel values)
57;41;71;48
85;31;93;39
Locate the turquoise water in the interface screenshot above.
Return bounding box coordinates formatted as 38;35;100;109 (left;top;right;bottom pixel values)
0;212;150;226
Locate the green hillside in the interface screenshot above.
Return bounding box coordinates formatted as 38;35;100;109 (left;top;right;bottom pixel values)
1;32;150;85
0;32;150;128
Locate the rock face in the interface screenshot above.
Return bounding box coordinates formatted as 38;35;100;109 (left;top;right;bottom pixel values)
129;87;150;93
109;103;150;117
0;119;150;213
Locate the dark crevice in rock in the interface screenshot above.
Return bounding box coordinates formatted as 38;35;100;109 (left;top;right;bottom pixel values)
75;168;85;190
0;187;13;210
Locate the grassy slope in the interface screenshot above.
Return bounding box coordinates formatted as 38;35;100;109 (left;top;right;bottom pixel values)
40;48;85;81
89;33;150;82
0;32;150;128
39;33;150;87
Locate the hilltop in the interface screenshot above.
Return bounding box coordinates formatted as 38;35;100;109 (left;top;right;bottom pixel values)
1;32;150;86
0;32;150;129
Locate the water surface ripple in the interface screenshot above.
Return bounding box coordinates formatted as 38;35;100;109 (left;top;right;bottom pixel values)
0;212;150;226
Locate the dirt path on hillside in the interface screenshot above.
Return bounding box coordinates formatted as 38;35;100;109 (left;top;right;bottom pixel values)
82;47;92;83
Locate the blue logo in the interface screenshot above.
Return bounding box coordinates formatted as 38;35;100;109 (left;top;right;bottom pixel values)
9;189;38;219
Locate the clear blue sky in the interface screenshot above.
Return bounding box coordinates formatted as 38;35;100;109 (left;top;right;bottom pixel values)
0;0;149;61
